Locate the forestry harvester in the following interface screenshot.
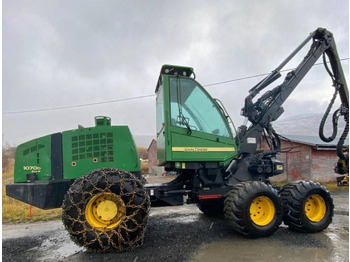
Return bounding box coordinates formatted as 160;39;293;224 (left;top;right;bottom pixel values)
6;28;348;251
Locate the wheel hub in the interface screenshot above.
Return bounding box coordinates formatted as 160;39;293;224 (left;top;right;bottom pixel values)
86;192;126;229
250;196;275;226
96;199;118;221
305;194;326;222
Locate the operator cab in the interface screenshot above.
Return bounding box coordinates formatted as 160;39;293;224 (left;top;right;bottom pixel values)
155;65;238;168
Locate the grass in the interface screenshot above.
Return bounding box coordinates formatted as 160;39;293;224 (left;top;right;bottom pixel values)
320;181;349;192
2;162;62;223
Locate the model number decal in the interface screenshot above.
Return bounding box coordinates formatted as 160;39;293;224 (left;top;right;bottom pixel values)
23;166;41;172
247;138;256;144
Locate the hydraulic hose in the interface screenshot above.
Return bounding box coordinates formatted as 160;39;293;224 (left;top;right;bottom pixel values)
337;117;349;160
319;52;340;143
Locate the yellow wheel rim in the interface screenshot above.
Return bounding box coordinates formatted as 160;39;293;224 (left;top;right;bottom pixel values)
250;196;275;226
85;192;126;229
304;194;326;222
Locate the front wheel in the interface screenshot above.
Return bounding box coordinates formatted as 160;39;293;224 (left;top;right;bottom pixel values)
62;168;150;252
280;180;334;233
224;181;283;238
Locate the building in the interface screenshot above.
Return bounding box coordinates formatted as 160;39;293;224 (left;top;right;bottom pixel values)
147;139;164;176
147;139;157;174
260;135;348;182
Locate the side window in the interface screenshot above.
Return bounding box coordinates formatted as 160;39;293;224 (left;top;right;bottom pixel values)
169;77;232;138
156;85;164;136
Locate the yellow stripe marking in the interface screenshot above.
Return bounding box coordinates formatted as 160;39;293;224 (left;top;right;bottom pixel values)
172;147;235;152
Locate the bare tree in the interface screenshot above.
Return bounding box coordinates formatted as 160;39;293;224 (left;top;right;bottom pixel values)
2;138;16;172
137;147;148;160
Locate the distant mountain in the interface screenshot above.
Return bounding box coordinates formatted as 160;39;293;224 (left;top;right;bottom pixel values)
273;113;347;137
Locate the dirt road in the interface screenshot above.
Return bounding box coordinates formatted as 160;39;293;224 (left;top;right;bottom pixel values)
3;190;348;262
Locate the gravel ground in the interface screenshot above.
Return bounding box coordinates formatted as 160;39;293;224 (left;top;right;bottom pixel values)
2;189;349;262
3;205;232;262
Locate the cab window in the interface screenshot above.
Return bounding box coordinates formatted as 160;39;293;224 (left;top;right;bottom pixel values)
169;77;232;138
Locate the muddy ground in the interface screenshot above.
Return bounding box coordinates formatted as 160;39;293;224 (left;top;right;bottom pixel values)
2;189;349;262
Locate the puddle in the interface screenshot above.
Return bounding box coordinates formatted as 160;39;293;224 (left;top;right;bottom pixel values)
164;214;199;224
192;238;331;262
325;231;350;262
36;231;84;261
191;228;349;262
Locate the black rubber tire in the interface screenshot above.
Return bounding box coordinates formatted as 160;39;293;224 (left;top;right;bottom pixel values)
62;168;150;252
280;180;334;233
224;181;283;238
197;198;224;216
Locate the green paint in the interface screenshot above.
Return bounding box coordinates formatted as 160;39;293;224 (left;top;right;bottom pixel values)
62;125;139;179
14;135;52;182
13;117;140;182
155;65;239;167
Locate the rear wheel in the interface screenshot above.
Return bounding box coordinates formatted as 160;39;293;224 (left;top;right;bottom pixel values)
280;180;334;233
62;168;150;252
224;181;283;238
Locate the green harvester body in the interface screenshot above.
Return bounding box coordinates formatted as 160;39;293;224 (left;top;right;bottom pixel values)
7;116;140;208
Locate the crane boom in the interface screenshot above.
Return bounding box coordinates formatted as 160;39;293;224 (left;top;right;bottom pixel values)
239;28;348;166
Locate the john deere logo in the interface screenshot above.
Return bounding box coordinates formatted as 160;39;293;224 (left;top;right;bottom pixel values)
23;166;41;173
183;148;208;152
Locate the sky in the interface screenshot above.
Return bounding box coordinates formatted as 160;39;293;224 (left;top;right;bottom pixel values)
3;0;349;147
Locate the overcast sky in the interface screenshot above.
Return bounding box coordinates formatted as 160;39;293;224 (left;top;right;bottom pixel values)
3;0;349;147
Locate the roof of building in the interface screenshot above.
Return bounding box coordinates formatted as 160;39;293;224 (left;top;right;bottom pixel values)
281;134;349;147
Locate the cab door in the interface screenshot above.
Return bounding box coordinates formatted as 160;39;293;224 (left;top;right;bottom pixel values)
162;75;237;165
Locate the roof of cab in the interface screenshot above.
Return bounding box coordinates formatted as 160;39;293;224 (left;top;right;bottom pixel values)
155;65;195;93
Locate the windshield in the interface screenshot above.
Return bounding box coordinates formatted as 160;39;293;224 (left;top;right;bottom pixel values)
169;77;232;138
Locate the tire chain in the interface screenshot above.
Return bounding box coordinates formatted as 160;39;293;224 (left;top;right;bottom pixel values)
62;168;150;252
